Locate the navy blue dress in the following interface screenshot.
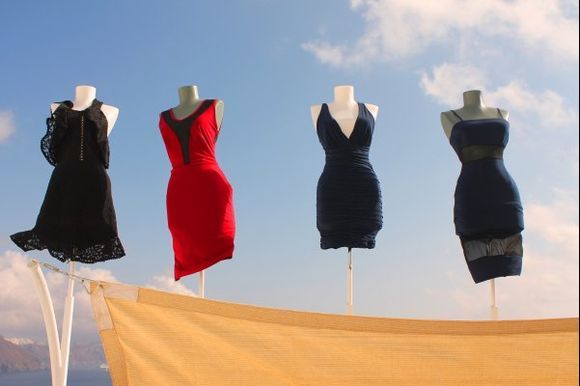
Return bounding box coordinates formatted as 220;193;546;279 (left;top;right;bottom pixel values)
449;109;524;283
316;103;382;249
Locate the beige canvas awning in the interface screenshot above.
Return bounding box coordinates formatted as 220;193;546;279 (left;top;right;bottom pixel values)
90;282;579;386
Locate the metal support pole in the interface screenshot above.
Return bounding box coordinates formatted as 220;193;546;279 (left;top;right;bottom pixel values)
199;270;205;298
28;260;76;386
490;279;499;320
347;248;353;315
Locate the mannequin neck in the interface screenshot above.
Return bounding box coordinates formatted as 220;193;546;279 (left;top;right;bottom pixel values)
333;85;356;106
463;90;486;109
178;85;201;106
73;85;96;110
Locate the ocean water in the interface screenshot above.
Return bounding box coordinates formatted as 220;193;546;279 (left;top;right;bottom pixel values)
0;369;112;386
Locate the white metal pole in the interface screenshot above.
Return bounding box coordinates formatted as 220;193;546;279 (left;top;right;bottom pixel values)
199;270;205;298
347;248;353;315
59;261;76;386
490;279;499;320
28;260;62;386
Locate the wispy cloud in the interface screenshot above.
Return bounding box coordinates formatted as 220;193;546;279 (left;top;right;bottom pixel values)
0;251;123;342
420;62;578;128
147;273;198;297
0;110;16;143
0;251;198;343
303;0;579;68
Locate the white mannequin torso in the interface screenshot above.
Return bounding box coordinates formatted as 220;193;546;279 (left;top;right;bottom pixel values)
170;85;224;131
311;85;379;138
50;85;118;136
440;90;509;139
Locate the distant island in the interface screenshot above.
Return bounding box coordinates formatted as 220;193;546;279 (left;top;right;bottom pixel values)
0;336;105;374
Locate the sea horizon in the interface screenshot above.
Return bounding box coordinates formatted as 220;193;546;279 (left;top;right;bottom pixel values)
0;368;112;386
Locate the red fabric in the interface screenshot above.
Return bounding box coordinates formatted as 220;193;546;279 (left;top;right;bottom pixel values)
159;100;235;280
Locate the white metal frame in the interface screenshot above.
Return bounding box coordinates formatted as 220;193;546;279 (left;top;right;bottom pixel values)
29;260;76;386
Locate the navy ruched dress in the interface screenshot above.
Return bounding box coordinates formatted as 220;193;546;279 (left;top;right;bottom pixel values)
316;103;382;249
449;109;524;283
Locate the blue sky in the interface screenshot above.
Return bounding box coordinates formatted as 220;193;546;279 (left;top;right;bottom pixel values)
0;1;578;343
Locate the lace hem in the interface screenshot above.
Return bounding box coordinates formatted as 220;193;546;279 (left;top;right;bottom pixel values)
10;230;125;264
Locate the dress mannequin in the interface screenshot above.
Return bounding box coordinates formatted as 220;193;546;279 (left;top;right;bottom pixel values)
441;89;516;321
50;85;119;135
440;90;509;138
310;85;382;314
171;85;224;130
161;85;232;298
311;85;378;136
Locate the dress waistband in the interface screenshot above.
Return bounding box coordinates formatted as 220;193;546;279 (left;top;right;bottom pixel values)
461;145;504;163
325;148;370;166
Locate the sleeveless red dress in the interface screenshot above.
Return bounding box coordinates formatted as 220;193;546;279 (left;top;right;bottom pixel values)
159;100;235;280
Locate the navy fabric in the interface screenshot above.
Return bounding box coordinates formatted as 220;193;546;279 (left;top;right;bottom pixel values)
316;103;382;249
450;114;524;283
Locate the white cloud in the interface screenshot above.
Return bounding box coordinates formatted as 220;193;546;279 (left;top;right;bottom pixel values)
0;251;199;343
525;189;579;254
419;63;487;106
304;0;579;67
491;82;579;128
147;274;198;297
420;62;578;128
0;110;16;143
0;252;121;343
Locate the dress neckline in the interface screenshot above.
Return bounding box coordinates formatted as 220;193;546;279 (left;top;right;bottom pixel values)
169;100;208;122
450;118;510;140
323;102;365;141
60;98;99;112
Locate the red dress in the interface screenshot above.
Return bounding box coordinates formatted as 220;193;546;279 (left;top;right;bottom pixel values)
159;100;235;280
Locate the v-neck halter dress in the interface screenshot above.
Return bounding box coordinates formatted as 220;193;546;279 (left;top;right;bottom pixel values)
159;99;235;280
449;109;524;283
11;99;125;263
316;103;383;249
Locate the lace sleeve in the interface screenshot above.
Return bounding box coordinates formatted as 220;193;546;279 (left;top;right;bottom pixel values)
40;108;66;166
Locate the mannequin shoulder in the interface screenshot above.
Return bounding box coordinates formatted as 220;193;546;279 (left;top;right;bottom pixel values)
310;104;323;128
50;102;63;114
101;104;119;134
213;99;225;130
101;103;119;116
498;108;509;120
364;103;379;120
440;111;456;139
214;99;224;114
310;104;323;116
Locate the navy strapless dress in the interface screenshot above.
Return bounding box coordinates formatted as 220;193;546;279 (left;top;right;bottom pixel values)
449;109;524;283
316;103;382;249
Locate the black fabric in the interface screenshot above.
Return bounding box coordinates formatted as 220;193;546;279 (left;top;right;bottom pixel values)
449;113;524;283
316;103;382;249
464;254;523;284
461;145;504;163
11;99;125;263
161;100;214;164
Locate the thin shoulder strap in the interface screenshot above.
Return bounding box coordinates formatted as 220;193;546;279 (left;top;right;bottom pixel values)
450;110;463;121
496;108;505;119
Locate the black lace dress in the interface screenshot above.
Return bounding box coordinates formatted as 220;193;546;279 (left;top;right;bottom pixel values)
10;99;125;263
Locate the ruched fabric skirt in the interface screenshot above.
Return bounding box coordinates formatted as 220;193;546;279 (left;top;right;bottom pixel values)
317;153;382;249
